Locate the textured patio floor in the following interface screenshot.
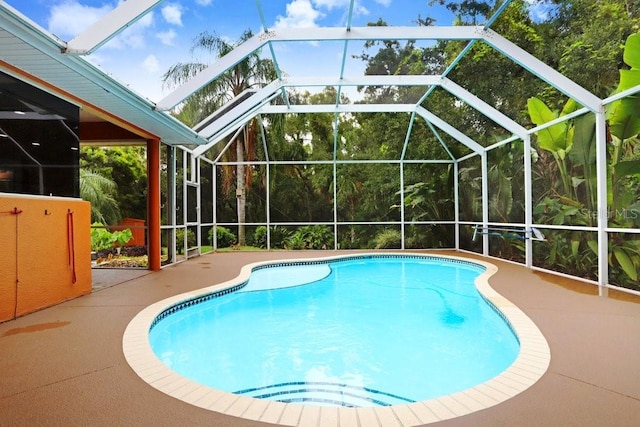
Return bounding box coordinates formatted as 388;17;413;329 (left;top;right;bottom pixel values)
1;250;639;426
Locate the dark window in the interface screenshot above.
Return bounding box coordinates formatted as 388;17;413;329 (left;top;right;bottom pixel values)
0;71;80;196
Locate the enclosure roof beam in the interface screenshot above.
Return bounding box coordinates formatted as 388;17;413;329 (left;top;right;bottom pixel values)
400;112;417;161
261;104;417;114
191;74;520;144
272;25;482;43
484;0;515;29
194;102;419;157
439;77;528;138
191;115;257;158
282;75;442;88
157;26;482;110
480;28;602;112
191;91;282;157
335;0;357;107
156;33;268;110
65;0;163;54
195;80;283;138
424;120;456;161
415;106;484;154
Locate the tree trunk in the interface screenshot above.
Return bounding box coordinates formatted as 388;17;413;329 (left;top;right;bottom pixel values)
236;133;246;246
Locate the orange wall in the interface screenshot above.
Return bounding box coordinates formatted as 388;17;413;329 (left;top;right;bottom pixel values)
0;194;92;323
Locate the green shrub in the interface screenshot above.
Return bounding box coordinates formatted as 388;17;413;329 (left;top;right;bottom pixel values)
374;229;402;249
176;228;196;253
90;222;132;251
208;226;237;248
254;225;291;248
286;225;333;250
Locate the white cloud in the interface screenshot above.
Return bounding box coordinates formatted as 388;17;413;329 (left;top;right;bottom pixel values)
275;0;323;29
142;54;161;73
195;0;213;5
162;3;183;26
47;1;113;39
156;29;177;46
313;0;348;9
274;0;381;29
312;0;369;15
47;1;156;50
525;0;551;22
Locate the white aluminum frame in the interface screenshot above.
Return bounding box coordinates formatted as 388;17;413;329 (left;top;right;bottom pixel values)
49;0;640;294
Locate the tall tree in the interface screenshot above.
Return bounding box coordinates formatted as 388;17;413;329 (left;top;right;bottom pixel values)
163;30;278;245
428;0;494;25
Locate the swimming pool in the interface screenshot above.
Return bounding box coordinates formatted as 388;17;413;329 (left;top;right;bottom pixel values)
124;253;550;426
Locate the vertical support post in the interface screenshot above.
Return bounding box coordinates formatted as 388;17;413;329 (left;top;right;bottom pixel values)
400;162;405;250
523;135;533;267
481;151;489;256
260;117;272;250
182;149;188;256
332;114;339;251
212;156;218;251
167;146;176;262
333;160;338;250
266;163;271;250
454;161;460;250
147;138;161;271
595;109;609;296
196;158;202;251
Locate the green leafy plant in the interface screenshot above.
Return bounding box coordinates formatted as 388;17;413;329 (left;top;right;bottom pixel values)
253;225;291;249
374;229;402;249
90;222;132;252
112;229;133;248
528;32;640;288
285;225;333;250
176;228;196;254
208;226;237;248
91;223;114;252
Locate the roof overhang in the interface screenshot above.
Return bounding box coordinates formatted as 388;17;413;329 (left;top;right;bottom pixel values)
0;3;208;146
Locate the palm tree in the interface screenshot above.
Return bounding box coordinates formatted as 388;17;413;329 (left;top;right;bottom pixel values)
79;169;121;224
163;30;278;245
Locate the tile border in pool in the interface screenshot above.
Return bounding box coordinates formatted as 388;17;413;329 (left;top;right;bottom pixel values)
122;252;550;427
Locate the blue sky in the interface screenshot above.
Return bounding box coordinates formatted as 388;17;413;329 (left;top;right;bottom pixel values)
5;1;457;103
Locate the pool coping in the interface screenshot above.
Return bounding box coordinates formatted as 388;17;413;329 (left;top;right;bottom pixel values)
122;252;551;427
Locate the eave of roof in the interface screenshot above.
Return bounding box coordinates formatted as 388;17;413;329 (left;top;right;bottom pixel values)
0;3;208;146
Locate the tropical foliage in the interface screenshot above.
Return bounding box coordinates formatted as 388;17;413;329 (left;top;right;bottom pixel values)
90;222;132;252
80;146;147;223
76;1;640;289
80;169;120;225
163;30;278;246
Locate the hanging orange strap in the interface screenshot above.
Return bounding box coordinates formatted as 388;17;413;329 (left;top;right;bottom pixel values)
67;209;77;284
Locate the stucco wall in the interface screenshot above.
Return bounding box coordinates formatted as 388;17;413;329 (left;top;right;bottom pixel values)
0;193;91;322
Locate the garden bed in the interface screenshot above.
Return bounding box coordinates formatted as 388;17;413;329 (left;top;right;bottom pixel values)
93;246;148;268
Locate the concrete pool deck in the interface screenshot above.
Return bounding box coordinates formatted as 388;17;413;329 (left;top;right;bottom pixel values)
1;250;640;426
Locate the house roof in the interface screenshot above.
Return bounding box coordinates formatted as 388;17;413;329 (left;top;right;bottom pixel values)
0;3;208;146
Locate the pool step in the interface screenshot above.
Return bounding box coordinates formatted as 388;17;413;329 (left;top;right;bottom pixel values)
234;381;415;407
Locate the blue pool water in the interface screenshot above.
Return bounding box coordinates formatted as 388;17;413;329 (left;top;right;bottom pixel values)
149;255;519;407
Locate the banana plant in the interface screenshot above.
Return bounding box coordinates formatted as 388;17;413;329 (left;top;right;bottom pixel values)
598;32;640;284
528;32;640;287
608;32;640;142
527;97;578;199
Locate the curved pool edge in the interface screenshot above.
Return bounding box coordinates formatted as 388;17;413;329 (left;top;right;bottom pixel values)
123;252;550;427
